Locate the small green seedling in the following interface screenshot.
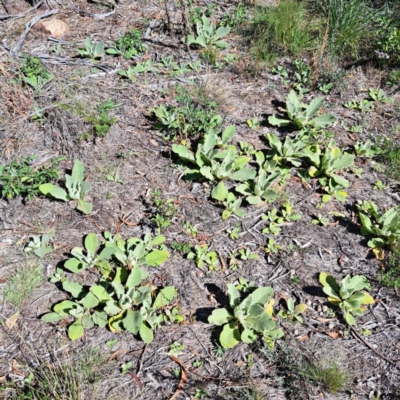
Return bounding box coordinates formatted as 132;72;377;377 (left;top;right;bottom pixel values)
353;140;379;157
373;180;385;191
352;168;363;178
342;123;362;133
211;182;245;219
183;221;198;237
39;160;92;214
194;389;207;399
357;201;400;255
106;168;123;184
238;248;259;261
192;359;203;368
227;225;240;239
278;298;307;323
318;82;333;94
24;229;54;259
164;306;184;323
265;238;281;254
344;99;374;112
121;362;133;374
268;90;336;129
170;241;191;254
187;14;231;48
188;245;219;270
78;38;105;61
208;283;283;348
235;277;255;293
312;214;329;226
319;272;374;325
168;341;185;355
239;141;256;156
246;117;260;130
368;88;393;104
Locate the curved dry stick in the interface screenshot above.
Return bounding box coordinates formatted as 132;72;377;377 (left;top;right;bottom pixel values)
11;9;58;55
0;0;44;20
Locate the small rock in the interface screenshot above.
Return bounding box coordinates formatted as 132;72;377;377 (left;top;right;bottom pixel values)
322;305;328;312
328;322;335;329
33;19;70;39
316;305;322;312
306;300;312;306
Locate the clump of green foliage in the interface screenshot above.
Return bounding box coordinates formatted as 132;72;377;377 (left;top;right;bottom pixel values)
208;282;283;348
245;0;312;63
4;265;43;308
379;241;400;289
264;340;350;396
150;85;221;141
377;136;400;181
42;232;175;342
19;54;53;91
319;272;374;325
24;229;54;259
149;189;177;233
58;98;120;141
39;159;92;214
0;156;63;200
106;29;146;58
220;2;249;28
171;241;191;254
357;201;400;256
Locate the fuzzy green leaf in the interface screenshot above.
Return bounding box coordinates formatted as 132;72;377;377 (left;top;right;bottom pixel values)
145;250;169;266
211;181;228;201
208;308;234;326
123;309;143;335
220;322;240;348
68;320;84;341
153;286;177;309
139;323;154;343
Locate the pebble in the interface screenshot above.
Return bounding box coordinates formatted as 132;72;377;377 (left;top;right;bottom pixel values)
322;305;328;312
316;305;322;312
306;300;312;306
329;323;335;329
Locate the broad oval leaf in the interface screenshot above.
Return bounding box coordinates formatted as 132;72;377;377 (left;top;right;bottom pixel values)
139;323;154;343
81;292;99;309
208;308;234;326
72;160;84;182
123;309;143;335
85;233;98;254
241;328;257;343
145;250;169;266
68;320;84;341
62;280;84;298
211;181;228;201
64;258;83;273
153;286;177;309
41;312;63;323
220;322;240;349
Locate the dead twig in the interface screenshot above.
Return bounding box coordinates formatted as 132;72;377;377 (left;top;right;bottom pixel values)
69;5;115;19
350;326;399;369
0;0;44;20
11;9;58;55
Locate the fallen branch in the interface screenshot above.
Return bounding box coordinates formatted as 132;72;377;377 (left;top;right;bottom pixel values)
69;5;115;19
0;0;44;20
11;9;57;55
